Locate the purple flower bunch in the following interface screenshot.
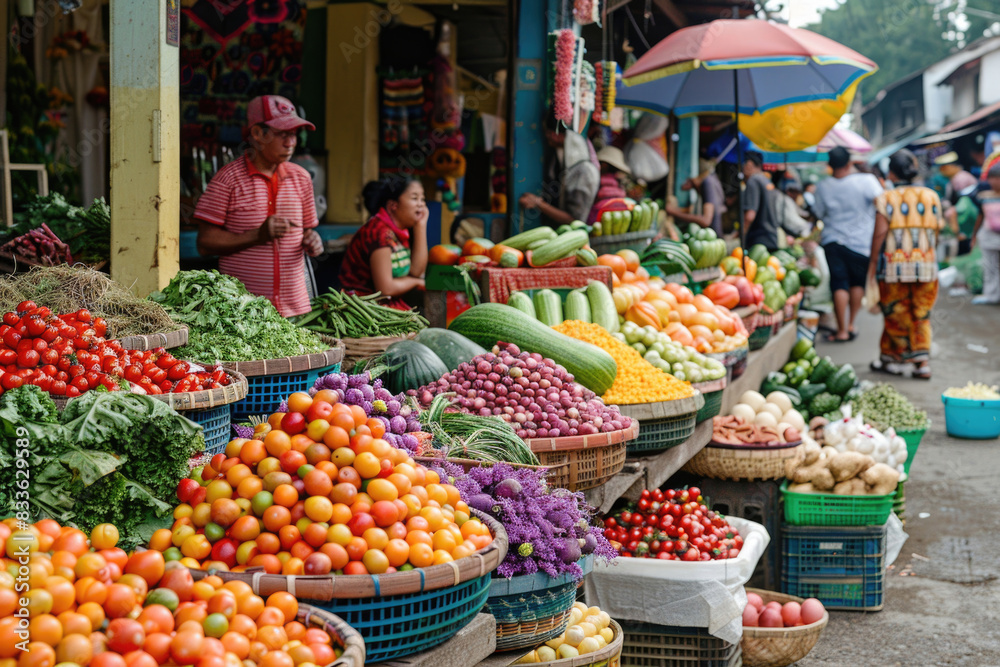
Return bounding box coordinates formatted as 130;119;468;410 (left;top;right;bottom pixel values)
438;462;615;579
273;371;423;453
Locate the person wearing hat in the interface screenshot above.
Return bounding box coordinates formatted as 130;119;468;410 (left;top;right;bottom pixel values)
665;158;726;236
936;151;977;205
813;146;884;342
195;95;323;317
587;146;632;224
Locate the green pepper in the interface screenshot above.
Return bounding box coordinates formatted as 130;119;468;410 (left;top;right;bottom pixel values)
787;365;810;387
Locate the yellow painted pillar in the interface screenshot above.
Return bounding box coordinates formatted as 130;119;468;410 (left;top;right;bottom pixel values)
109;0;180;295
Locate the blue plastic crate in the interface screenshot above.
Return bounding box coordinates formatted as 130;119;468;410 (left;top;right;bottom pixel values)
183;404;234;457
781;523;886;611
231;363;341;421
304;572;491;663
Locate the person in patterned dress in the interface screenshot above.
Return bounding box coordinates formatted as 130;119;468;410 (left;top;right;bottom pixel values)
340;176;428;310
868;150;942;379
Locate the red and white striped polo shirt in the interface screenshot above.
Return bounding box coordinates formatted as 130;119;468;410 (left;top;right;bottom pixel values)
194;156;317;317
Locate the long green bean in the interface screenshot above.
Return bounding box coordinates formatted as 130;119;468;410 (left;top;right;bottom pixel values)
419;394;540;465
292;289;428;338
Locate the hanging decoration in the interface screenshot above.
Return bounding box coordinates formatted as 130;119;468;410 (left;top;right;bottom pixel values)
574;0;600;26
592;60;616;126
552;29;576;125
379;70;429;174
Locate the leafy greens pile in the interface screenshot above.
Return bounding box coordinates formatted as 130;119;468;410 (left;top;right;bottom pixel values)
3;193;111;264
150;270;330;361
0;387;203;549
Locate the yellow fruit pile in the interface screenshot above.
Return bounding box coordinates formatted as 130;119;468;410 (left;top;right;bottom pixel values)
514;602;616;663
553;321;694;405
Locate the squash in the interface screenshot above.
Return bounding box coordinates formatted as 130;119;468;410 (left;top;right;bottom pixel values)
625;302;662;329
503;226;557;251
429;244;462;266
381;339;449;394
530;230;589;266
563;289;592;323
489;244;524;268
462;237;495;257
533;289;563;326
586;280;619;333
460;254;492;266
414;328;487;372
702;282;740;309
448;303;618;395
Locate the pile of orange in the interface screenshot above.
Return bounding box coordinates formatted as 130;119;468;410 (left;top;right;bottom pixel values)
0;519;348;667
152;391;493;576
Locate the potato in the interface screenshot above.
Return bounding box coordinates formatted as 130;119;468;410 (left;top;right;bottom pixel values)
811;468;835;491
787;482;816;493
784;457;801;479
821;446;839;461
833;478;866;495
803;445;821;466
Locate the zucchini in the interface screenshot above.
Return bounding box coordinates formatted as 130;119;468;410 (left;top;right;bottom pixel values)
506;292;536;319
503;226;557;251
575;247;598;266
527;237;551;251
556;224;573;235
533;289;563;326
569;220;590;231
564;289;592;323
585;280;619;333
448;303;618;395
531;230;590;266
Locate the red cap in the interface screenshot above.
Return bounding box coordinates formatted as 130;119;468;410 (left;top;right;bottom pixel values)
247;95;315;132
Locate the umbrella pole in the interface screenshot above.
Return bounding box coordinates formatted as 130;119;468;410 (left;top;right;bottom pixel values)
734;69;747;276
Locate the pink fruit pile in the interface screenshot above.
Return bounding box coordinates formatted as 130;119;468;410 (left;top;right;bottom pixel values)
742;591;826;628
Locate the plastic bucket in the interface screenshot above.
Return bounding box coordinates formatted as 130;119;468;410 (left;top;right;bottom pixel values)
942;394;1000;439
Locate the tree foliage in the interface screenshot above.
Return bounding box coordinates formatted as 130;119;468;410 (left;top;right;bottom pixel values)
807;0;997;104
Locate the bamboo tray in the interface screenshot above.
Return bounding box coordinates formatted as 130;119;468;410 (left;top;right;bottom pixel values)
741;589;828;667
341;332;415;362
117;326;188;351
148;368;248;411
296;603;367;667
682;442;804;481
218;335;344;377
614;392;704;421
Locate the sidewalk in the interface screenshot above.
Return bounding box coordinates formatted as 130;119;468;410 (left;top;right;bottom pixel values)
797;295;1000;665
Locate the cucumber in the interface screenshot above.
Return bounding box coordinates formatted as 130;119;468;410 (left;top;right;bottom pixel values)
506;291;536;319
533;289;563;326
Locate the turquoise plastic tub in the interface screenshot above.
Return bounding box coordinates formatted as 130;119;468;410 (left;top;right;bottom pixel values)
942;394;1000;439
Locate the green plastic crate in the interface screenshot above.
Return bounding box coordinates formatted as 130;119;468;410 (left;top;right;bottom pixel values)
626;412;697;457
781;480;894;527
897;427;926;475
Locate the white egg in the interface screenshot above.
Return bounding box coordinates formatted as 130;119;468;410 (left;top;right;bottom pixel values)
760;403;784;420
765;392;793;414
740;390;767;412
782;410;806;431
754;411;778;428
731;403;757;423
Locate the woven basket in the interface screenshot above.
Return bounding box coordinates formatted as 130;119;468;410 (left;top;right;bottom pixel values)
526;421;637;491
219;335;344;378
413;456;574;493
748;322;773;351
341;332;416;364
682;442;804;481
692;378;727;423
192;511;506;663
707;343;749;379
616;394;702;457
741;589;828;667
486;556;594;652
524;620;624;667
150;367;248;458
296;603;366;667
117;326;188;351
735;304;759;336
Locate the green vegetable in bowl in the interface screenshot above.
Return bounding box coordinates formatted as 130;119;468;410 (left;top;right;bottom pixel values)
849;383;929;431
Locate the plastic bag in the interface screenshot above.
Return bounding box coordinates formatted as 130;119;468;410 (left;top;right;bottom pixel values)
623;113;669;183
864;271;881;314
584;517;769;644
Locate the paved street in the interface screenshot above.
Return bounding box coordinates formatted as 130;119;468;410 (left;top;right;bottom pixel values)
798;294;1000;666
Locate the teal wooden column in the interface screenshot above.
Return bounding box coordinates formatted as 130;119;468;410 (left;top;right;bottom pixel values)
510;0;562;233
674;116;699;207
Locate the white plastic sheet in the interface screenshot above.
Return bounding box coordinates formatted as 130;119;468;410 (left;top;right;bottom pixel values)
583;517;769;644
885;512;908;568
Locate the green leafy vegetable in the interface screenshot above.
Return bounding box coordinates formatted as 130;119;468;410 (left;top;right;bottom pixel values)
419;394;539;465
1;193;110;264
150;270;330;361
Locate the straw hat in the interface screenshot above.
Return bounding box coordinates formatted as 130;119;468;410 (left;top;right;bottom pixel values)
934;151;960;166
597;146;631;174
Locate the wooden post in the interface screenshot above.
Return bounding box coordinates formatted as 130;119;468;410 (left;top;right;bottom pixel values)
109;0;180;295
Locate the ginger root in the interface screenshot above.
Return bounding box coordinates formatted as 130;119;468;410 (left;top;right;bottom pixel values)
829;452;875;482
860;463;900;496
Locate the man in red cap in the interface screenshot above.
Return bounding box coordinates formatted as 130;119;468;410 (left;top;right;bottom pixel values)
195;95;324;317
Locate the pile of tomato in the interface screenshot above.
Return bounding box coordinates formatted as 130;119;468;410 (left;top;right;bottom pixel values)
0;519;350;667
602;487;744;561
0;301;229;397
150;390;493;577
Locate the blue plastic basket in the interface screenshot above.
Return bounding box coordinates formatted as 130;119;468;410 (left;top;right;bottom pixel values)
183;405;234;457
781;523;887;611
231;363;341;421
942;394;1000;439
304;573;491;662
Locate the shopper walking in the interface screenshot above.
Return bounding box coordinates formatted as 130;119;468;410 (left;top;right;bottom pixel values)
869;150;942;379
812;147;884;342
742;151;780;251
970;163;1000;305
666;158;727;236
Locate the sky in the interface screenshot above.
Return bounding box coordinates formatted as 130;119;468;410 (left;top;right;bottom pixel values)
784;0;842;28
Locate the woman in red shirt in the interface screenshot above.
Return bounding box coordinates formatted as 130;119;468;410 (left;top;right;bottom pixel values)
340;176;428;309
